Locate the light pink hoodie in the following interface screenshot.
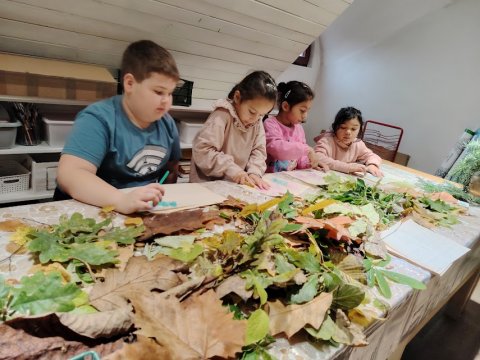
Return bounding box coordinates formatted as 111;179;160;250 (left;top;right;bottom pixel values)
190;99;267;182
314;132;381;173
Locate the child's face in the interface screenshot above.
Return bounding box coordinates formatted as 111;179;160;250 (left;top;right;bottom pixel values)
282;99;312;126
233;91;274;127
123;72;177;127
335;117;361;145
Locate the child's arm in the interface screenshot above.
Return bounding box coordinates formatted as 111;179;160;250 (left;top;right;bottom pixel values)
245;124;268;178
192;114;244;180
57;155;164;214
356;141;383;177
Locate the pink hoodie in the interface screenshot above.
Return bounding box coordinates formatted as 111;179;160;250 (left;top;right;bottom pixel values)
314;132;381;173
264;116;311;172
190;99;267;182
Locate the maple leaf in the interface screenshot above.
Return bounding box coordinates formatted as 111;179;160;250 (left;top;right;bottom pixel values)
215;274;253;302
103;335;173;360
268;292;333;338
89;255;183;311
131;289;247;359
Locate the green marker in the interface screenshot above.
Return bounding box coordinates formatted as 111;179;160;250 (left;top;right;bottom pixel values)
158;170;169;184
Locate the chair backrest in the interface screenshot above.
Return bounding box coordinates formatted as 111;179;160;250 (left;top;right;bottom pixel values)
361;120;404;162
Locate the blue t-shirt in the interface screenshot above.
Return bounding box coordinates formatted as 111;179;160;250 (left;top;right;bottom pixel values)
62;95;181;189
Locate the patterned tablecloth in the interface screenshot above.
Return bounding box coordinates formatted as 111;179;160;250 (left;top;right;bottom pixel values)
0;164;479;360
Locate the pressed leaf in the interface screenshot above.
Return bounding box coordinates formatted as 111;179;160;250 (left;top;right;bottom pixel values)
154;235;196;248
89;256;182;311
301;199;336;215
215;275;253;302
158;243;204;262
268;292;333;338
375;270;392;299
245;309;270;345
332;284;365;310
378;269;426;290
305;314;335;340
131;290;247;359
290;274;319;304
124;217;143;226
0;219;27;232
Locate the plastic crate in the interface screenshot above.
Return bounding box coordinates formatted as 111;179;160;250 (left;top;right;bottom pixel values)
0;160;30;194
178;119;203;144
173;79;193;107
42;116;74;147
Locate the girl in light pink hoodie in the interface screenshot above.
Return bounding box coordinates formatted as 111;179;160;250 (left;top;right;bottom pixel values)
264;81;329;173
190;71;277;188
314;107;383;177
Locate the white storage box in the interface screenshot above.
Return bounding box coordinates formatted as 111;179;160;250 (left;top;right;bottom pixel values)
43;117;74;147
0;160;30;194
0;121;21;149
29;153;60;192
178;119;203;144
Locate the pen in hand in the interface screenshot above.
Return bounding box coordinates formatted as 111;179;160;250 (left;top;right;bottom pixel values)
158;170;170;184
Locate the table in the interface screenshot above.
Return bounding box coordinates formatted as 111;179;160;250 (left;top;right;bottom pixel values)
1;162;479;360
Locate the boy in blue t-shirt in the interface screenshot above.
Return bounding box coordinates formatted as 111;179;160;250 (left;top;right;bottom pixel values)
55;40;181;214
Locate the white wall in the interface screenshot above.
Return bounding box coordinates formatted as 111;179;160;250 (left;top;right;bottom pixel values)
305;0;480;174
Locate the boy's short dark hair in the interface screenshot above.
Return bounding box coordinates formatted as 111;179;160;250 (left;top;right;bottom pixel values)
121;40;179;83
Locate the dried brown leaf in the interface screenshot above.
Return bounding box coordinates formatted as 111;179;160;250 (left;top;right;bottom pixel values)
139;208;221;241
131;289;247;359
0;323;123;360
215;274;253;302
0;219;26;232
268;292;333;338
103;335;173;360
89;255;183;311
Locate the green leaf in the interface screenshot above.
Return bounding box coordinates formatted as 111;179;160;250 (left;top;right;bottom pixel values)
154;235;196;248
359;203;380;225
375;270;392;298
322;272;342;292
290;274;319;304
285;249;321;273
378;270;426;290
274;254;296;274
242;271;271;305
245;309;270;345
305;314;336;340
0;275;11;311
280;223;302;233
333;284;365;310
9;272;88;316
158;243;204;262
348;220;368;238
28;232;70;263
100;225;144;244
67;241;119;266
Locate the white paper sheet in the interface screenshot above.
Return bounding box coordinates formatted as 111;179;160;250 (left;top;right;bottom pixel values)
242;173;311;196
381;219;470;275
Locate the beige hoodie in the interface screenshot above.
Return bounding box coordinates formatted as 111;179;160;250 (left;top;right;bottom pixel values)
314;132;381;173
190;99;267;182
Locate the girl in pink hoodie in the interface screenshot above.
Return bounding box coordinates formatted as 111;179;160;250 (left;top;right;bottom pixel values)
190;71;277;188
264;81;329;173
314;107;383;177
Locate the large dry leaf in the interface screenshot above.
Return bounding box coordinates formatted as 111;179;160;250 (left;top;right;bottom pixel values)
131;289;247;359
139;208;221;241
0;323;123;360
215;274;253;302
103;335;172;360
6;307;133;339
89;255;183;311
295;216;352;240
0;219;27;232
268;292;333;338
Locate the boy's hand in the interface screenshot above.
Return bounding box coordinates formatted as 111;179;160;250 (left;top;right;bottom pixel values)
348;163;367;175
116;183;165;214
249;174;270;190
308;148;329;172
367;164;384;177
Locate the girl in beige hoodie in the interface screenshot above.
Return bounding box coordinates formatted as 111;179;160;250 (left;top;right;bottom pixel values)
190;71;277;188
314;107;383;177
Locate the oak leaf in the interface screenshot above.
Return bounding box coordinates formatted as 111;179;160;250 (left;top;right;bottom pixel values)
268;292;333;338
89;255;182;311
131;289;247;359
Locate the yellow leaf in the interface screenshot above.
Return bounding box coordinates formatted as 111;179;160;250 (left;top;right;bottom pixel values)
101;205;116;213
29;262;72;283
124;217;143;226
302;199;336;216
10;226;34;245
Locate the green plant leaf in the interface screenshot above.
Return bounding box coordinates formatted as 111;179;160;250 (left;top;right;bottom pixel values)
378;270;426;290
280;223;302;233
332;284;365;310
374;270;392;298
154;235;196;248
305;314;336;340
158;243;204;263
290;274;319;304
245;309;270;345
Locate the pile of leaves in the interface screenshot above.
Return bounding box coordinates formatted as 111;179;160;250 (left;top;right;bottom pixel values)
0;173;465;359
